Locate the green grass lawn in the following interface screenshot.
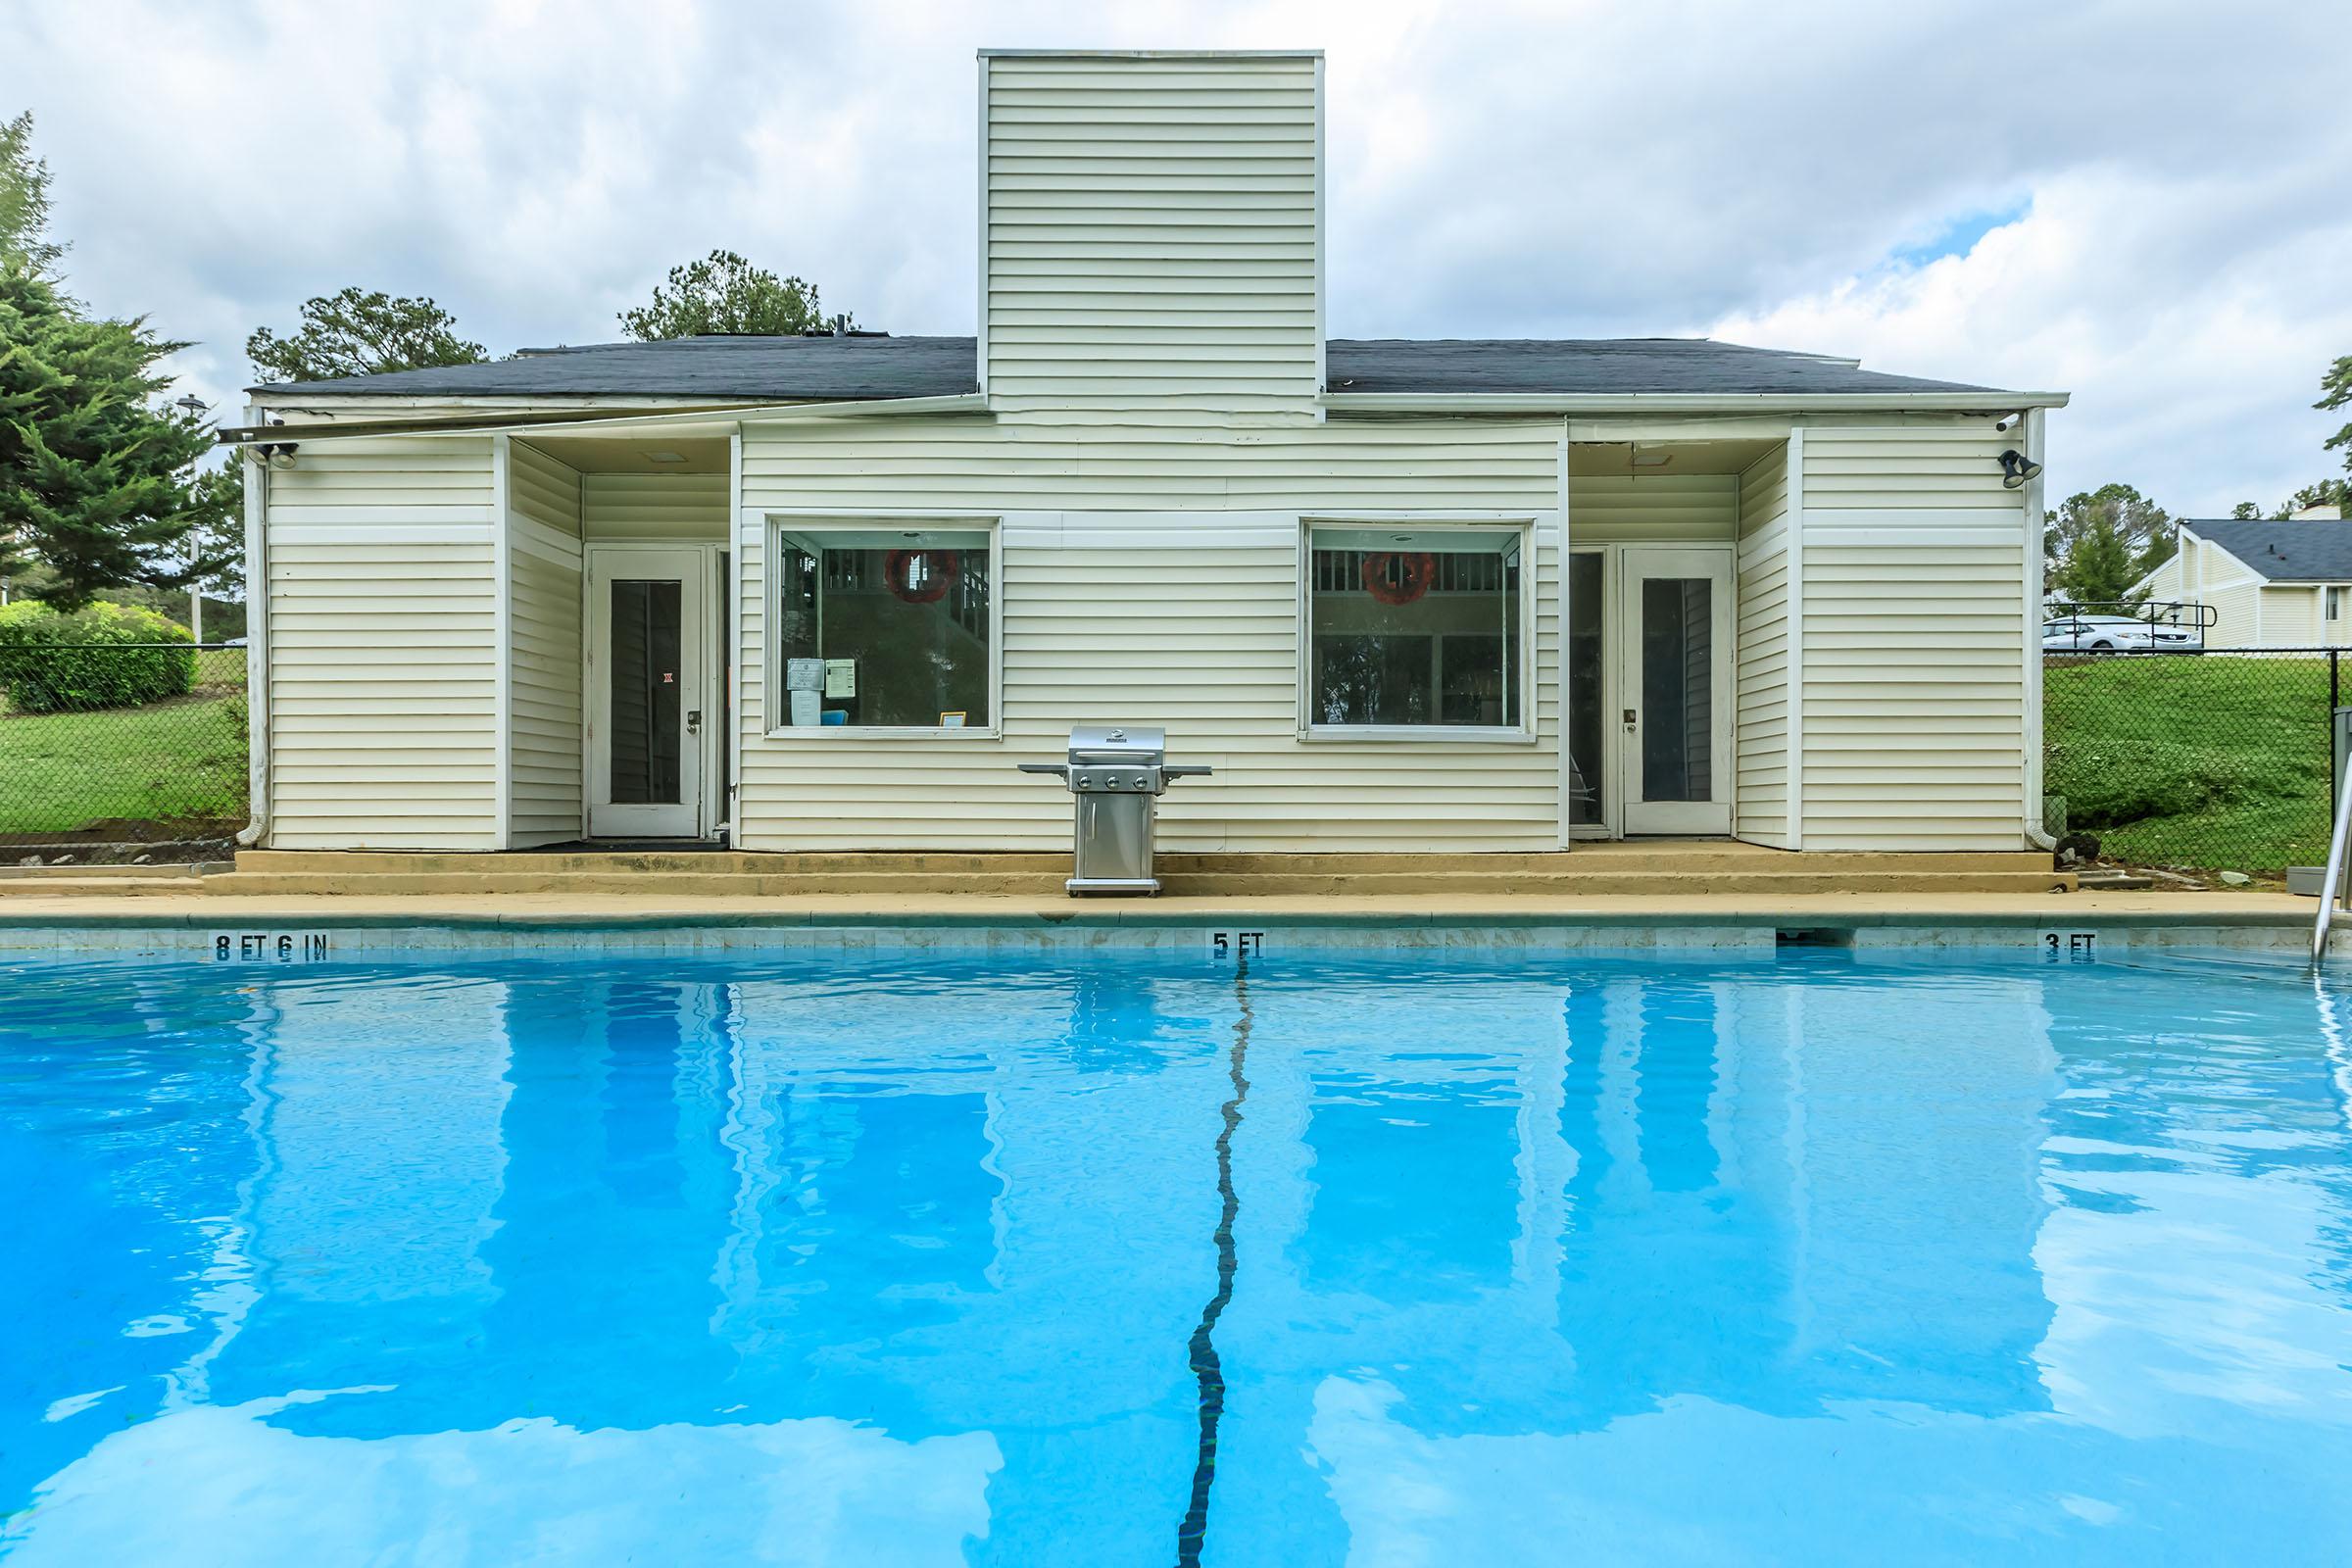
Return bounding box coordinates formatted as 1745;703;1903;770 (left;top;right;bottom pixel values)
0;682;249;837
2043;655;2337;873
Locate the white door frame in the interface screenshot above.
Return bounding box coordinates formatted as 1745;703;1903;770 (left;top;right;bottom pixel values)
585;544;716;839
1618;545;1735;836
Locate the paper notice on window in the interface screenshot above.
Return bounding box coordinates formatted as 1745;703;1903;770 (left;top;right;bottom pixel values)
785;658;823;692
823;660;857;698
788;689;822;728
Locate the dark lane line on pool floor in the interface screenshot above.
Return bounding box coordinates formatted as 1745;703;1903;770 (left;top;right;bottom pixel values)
1176;953;1252;1567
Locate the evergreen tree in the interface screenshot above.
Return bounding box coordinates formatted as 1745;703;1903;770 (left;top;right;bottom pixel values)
2322;352;2352;471
0;111;62;273
2043;482;2173;605
2270;478;2351;517
248;287;485;382
2051;510;2145;607
620;250;838;339
0;267;237;607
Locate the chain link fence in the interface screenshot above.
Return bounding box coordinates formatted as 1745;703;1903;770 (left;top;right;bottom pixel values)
0;643;249;860
2;637;2340;876
2042;647;2343;879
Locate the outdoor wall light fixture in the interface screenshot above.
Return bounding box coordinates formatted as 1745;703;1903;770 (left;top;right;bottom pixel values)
252;441;301;470
1997;448;2041;489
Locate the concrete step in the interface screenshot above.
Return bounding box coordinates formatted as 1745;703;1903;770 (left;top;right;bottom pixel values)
0;875;220;897
197;867;2075;899
204;871;1072;898
234;850;1073;876
1157;870;2075;896
0;860;213;879
236;847;2061;877
1156;850;2060;874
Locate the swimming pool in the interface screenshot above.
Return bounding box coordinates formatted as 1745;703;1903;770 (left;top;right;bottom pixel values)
2;947;2348;1564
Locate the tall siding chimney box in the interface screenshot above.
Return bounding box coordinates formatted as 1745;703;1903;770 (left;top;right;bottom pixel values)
976;50;1324;418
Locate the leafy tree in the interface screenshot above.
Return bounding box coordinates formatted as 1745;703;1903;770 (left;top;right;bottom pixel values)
619;249;839;339
0;110;62;273
0;267;238;607
2043;482;2173;605
2231;501;2263;519
247;287;486;382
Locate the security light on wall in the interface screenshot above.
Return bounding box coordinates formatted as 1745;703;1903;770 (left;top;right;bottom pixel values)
1997;449;2041;489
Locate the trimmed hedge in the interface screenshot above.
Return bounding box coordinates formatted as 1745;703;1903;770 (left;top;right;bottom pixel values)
0;601;198;713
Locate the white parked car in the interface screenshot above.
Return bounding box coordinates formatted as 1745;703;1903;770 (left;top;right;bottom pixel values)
2040;614;2201;652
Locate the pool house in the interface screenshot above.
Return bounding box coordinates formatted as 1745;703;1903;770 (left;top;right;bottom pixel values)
225;49;2068;862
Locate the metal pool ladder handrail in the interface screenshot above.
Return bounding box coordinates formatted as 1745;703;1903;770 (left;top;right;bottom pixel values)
2316;765;2352;966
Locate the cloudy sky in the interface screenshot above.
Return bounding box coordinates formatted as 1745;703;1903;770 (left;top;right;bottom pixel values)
4;0;2345;515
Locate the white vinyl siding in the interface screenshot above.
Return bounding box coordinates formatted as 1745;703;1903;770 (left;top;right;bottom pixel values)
2259;584;2321;647
1567;474;1738;543
737;416;1561;852
1734;444;1792;847
264;438;500;849
507;442;584;847
581;471;729;540
2200;574;2263;649
981;53;1320;417
1799;424;2028;850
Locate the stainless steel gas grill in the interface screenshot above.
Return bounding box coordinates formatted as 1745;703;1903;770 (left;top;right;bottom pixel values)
1017;724;1212;895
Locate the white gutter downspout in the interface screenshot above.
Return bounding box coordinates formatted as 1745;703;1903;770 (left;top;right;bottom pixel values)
235;426;270;848
2021;406;2056;853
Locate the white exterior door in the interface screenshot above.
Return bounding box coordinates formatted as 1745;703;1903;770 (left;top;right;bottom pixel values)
587;547;708;838
1618;547;1735;836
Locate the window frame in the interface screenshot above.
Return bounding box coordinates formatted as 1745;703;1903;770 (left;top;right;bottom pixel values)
760;513;1004;741
2328;586;2345;622
1295;514;1541;745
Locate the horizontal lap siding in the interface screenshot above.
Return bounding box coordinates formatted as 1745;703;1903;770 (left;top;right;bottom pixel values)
265;438;499;849
738;416;1562;852
508;443;583;847
1568;474;1738;543
2201;577;2261;649
2259;585;2320;648
1799;425;2029;850
1734;446;1792;847
984;55;1319;417
582;471;729;539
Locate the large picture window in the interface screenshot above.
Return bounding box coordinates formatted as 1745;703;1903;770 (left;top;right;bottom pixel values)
770;525;994;731
1305;525;1527;734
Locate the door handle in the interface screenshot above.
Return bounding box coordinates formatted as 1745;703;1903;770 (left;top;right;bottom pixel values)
1622;708;1638;730
686;709;703;734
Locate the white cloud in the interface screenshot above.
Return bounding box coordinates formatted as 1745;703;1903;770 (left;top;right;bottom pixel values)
2;0;2343;512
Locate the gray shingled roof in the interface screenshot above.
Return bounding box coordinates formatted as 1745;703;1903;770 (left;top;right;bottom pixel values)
1326;337;1991;396
249;333;2001;401
2186;518;2352;583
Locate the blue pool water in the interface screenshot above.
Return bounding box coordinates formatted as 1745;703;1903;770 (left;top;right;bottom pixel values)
2;946;2350;1564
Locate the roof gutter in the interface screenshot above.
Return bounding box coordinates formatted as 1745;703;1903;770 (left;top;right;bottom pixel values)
215;392;990;447
1318;390;2072;415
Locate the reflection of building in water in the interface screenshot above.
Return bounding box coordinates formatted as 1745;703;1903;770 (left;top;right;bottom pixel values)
221;971;515;1425
707;960;1240;1561
20;955;2103;1564
1206;963;2061;1548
